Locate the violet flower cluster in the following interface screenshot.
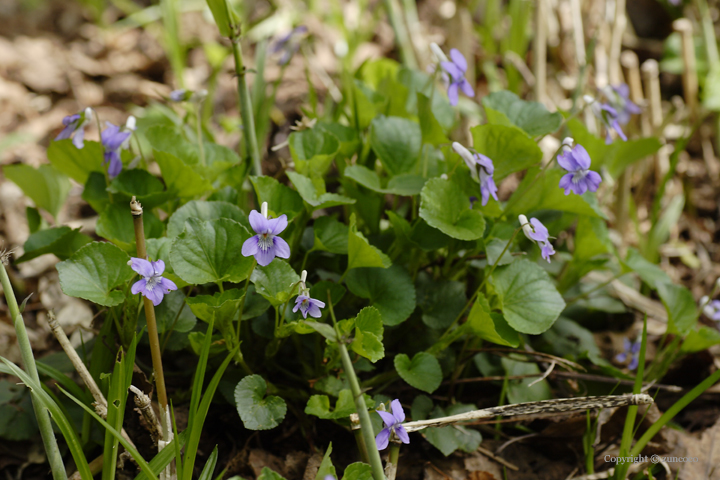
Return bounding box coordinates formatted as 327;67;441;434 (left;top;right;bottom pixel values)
453;142;498;206
519;215;555;262
701;296;720;321
586;84;640;144
241;202;291;266
101;116;136;179
128;258;178;306
375;399;409;450
615;338;641;371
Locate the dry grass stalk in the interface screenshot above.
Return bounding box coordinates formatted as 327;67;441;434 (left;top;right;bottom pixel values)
533;0;548;105
673;18;698;121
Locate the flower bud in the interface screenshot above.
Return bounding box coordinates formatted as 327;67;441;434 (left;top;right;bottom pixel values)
452;142;475;167
518;214;533;240
430;43;449;63
261;202;268;219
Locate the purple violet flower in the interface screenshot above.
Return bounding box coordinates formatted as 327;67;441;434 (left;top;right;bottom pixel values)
169;89;188;102
375;399;410;451
129;258;178;306
557;144;602;195
615;338;642;370
701;297;720;321
453;142;498;206
440;49;475;106
101;122;132;179
519;215;556;263
271;26;308;65
55;107;92;149
241;203;290;266
604;84;642;126
293;295;325;319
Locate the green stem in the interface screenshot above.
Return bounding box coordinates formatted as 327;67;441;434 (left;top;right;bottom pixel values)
195;102;206;167
328;297;386;480
1;259;67;480
224;0;262;176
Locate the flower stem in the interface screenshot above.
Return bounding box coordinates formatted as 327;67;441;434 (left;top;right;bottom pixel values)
0;257;67;480
223;0;262;176
328;294;386;480
385;442;401;480
130;197;168;412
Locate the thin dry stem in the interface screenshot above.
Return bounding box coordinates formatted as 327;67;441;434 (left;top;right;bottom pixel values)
533;0;548;104
129;385;162;442
673;18;698;121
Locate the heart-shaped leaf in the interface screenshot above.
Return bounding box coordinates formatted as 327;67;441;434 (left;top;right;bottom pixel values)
234;375;287;430
491;259;565;334
370;116;421;175
419;178;486;240
47;139;104;184
482;91;563;137
348;213;391;270
350;306;384;362
250;176;305;221
154;150;212;198
170;218;255;285
313;216;349;254
18;226;92;263
96;204;164;252
167;200;249;238
470;124;543;181
416;272;466;329
4;164;70;218
287;171;355;210
57;242;134;307
466;294;519;347
394;352;442;393
250;261;300;307
346;266;415;326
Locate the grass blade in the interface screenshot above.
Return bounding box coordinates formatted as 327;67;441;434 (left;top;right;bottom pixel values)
198;446;218;480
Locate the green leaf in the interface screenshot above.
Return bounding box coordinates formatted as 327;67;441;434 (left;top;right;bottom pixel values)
169;218;255;285
47;139;104;184
167;200;249;238
491;259;565;334
482;90;562;137
96;204;164;252
348;213;391;269
344;165;426;196
107;169;173;209
341;463;373;480
346;266;415;326
419;178;486;240
142;290;196;333
17;226;92;263
289;128;339;178
369;116;421;175
415;272;466;329
397;67;454;129
411;398;482;456
504;167;605;218
681;326;720;353
574;216;611;260
154;150;212;198
305;390;359;419
317;122;360;158
234;375;287;430
205;0;231;36
186;289;244;346
417;92;449;145
605;138;662;178
656;282;697;336
286;171;355;210
26;207;42;234
82;172;110;213
4;164;70;218
315;443;336;480
313;216;349;254
57;242;134;307
310;281;346;308
470;124;543;181
623;248;672;288
145;237;188;289
197;446;218;480
302;321;338;341
394;352;442;393
257;467;287;480
350;306;384;362
502;357;553;403
249;176;305;221
250;261;300;307
467;294;520;347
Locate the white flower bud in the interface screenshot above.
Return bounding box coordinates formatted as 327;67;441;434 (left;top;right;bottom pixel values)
440;173;448;180
452;142;475;167
583;95;595;105
518;214;533;240
562;137;574;147
430;43;449;63
261;201;268;219
300;270;307;282
125;115;137;132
